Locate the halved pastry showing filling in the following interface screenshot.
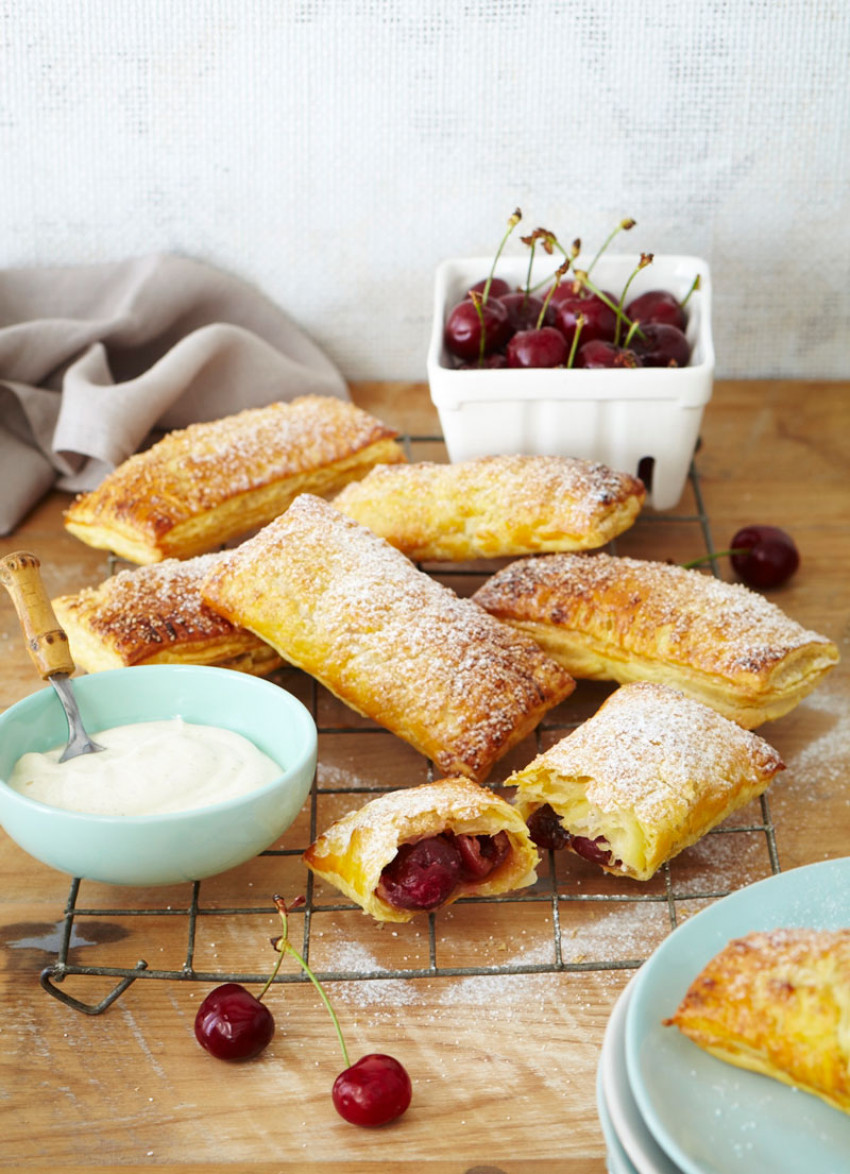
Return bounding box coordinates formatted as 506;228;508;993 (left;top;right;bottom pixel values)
509;682;785;881
665;928;850;1114
303;776;540;923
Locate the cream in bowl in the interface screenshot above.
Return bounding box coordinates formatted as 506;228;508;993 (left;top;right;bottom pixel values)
7;717;283;817
0;664;317;886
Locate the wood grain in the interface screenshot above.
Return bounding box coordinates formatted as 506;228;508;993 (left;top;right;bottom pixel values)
0;379;848;1171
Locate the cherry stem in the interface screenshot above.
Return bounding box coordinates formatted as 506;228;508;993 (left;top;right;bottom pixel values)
615;253;653;345
680;273;701;309
482;208;521;304
270;895;351;1069
468;289;488;366
528;235;579;294
681;547;749;569
520;235;538;297
536;260;569;329
566;313;585;368
573;269;646;341
586;217;636;276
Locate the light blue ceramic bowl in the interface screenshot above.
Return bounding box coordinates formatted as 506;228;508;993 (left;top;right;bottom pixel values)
0;665;317;886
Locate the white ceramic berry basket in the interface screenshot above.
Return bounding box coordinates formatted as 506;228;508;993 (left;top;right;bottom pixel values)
426;253;714;511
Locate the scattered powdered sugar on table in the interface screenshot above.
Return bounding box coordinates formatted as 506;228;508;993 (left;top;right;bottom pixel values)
782;683;850;791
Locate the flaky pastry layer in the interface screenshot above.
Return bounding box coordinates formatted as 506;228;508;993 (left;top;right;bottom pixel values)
201;494;575;782
665;928;850;1113
64;396;405;563
473;552;839;727
509;681;784;880
303;776;540;922
52;553;282;675
332;454;645;561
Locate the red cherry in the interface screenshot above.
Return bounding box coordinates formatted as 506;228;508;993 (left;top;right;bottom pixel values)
498;290;550;333
631;322;690;367
507;325;568;368
194;982;275;1061
552;289;617;347
332;1053;413;1127
468;276;512;299
575;339;642;368
526;803;570;851
376;836;461;910
625;289;686;331
729;525;800;589
444;297;510;360
456;352;508;370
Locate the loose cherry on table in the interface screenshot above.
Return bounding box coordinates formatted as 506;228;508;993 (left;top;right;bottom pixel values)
683;524;800;589
332;1054;413;1128
193;896;412;1128
728;525;800;588
194;982;275;1061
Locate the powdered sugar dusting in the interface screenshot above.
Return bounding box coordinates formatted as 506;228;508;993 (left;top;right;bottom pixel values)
71;396;400;521
517;682;783;827
783;683;850;792
54;552;250;659
335;453;644;529
474;552;837;679
206;494;573;778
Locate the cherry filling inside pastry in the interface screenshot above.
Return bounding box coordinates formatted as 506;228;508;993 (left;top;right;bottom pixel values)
376;831;511;911
526;803;622;868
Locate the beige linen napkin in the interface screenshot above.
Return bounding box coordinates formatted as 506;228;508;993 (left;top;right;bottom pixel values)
0;253;349;535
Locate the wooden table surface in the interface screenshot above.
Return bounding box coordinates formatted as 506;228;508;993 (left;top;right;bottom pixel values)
0;379;847;1174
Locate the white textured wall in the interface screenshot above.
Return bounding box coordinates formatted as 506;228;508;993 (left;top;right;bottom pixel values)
1;0;848;381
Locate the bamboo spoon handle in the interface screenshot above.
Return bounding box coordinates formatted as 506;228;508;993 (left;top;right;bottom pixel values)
0;550;76;679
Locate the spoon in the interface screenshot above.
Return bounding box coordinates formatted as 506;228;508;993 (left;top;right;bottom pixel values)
0;550;104;761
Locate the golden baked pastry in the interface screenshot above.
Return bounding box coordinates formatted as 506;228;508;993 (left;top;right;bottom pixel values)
331;454;645;561
64;396;406;564
201;494;575;782
509;681;784;881
473;551;839;728
303;776;540;922
51;553;283;675
665;928;850;1114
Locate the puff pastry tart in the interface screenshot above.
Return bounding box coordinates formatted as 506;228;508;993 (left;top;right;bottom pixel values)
303;776;540;922
509;681;784;881
64;396;405;564
201;494;575;782
51;553;283;676
665;928;850;1114
331;454;645;561
473;551;839;728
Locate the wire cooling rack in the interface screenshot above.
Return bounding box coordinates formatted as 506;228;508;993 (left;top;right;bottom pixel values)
38;441;782;1015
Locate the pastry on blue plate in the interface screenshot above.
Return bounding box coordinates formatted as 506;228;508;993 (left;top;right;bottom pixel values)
665;927;850;1114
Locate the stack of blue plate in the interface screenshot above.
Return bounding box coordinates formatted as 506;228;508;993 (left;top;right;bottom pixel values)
595;858;850;1174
